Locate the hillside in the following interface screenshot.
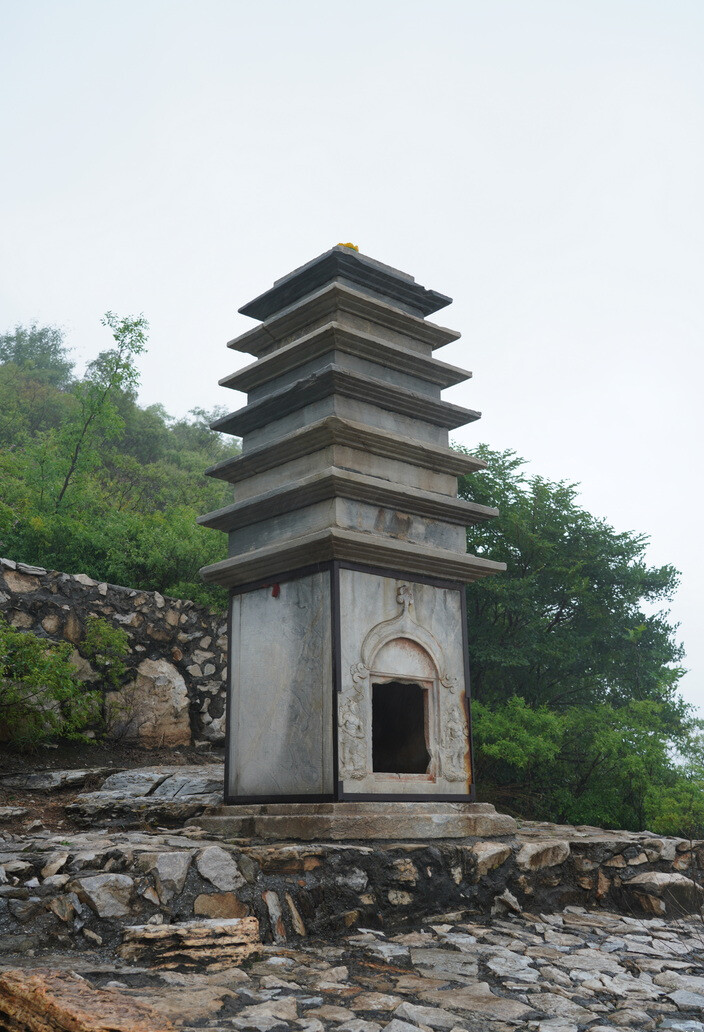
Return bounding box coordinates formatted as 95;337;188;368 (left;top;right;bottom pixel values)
0;319;237;609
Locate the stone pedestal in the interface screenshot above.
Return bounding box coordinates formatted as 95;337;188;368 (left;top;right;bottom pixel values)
200;247;505;804
194;801;517;841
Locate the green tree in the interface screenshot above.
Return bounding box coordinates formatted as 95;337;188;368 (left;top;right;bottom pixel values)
460;447;684;710
0;324;74;388
461;446;691;830
52;312;148;511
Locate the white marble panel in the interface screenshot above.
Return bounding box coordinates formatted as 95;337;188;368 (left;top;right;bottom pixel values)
227;572;333;798
337;568;470;796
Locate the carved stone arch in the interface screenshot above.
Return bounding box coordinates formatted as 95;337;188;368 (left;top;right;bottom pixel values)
360;592;445;676
371;637;437;682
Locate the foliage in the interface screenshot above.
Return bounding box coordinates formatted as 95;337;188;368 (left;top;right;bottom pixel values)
461;446;694;832
0;324;74;388
0;317;238;609
0;616;99;747
80;617;129;688
644;733;704;838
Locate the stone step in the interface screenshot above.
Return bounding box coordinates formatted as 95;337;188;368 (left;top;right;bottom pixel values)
213;800;500;814
190;802;517;841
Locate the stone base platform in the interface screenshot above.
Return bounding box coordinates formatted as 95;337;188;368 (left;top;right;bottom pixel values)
190;801;517;840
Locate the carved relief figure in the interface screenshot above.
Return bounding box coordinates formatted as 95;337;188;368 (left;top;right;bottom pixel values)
441;708;468;781
338;688;366;779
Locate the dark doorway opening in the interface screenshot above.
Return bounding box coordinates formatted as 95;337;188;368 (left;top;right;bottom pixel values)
372;680;430;774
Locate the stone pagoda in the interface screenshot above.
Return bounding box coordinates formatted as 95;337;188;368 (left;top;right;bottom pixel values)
198;246;513;839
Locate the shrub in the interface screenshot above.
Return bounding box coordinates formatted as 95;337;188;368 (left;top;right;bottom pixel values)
80;616;129;688
0;617;99;748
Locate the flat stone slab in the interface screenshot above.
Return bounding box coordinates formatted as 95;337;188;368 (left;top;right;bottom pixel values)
63;766;223;827
0;968;174;1031
0;769;116;792
192;801;517;841
118;916;261;969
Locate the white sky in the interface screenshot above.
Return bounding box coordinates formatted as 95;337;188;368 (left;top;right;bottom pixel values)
2;1;703;711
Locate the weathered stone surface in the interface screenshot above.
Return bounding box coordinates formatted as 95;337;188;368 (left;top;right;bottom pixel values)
628;871;703;896
107;658;190;748
470;841;512;877
138;851;192;903
73;873;134;917
129;985;239;1025
669;990;704;1011
424;982;533;1020
656;973;704;995
40;851;69;878
67;793;220;828
99;769;168;795
516;840;570;870
2;877;704;1031
196;845;246;891
118;916;260;968
150;771;223;797
194;892;249;918
197;801;517;840
409;948;479;980
0;807;29;821
263;889;286;942
393;1001;458;1027
239;996;298;1021
0;968;175;1032
526;992;595;1023
227;572;333;799
2;570;41;593
0;769;97;791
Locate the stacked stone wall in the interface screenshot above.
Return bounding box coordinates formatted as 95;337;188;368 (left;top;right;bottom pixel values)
0;558;228;746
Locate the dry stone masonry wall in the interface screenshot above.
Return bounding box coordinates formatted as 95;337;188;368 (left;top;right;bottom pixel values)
0;558;228;746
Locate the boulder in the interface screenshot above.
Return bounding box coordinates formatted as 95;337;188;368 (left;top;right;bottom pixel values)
106;659;191;748
624;871;704;914
74;873;134;917
196;846;246;891
136;852;192;903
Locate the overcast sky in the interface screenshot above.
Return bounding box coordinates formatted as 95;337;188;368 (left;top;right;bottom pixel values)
2;1;703;711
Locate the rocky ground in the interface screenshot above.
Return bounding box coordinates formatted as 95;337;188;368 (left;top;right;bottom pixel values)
2;764;704;1030
3;906;704;1031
